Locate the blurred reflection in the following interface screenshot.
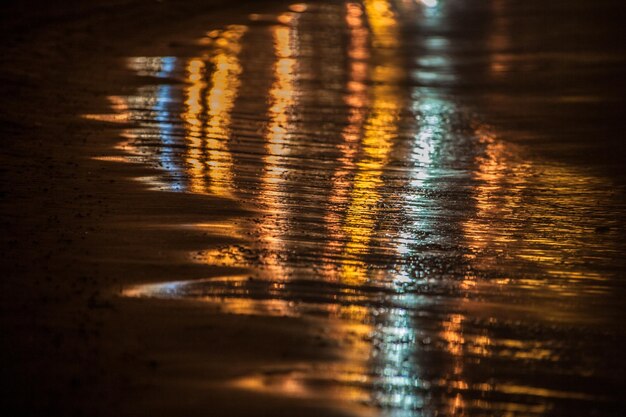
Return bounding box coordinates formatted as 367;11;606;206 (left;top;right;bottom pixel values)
255;13;300;277
464;128;615;289
110;56;186;191
419;0;438;8
182;57;208;193
115;1;624;416
347;2;429;415
341;0;402;284
405;1;472;408
322;1;369;269
488;0;512;76
182;26;246;197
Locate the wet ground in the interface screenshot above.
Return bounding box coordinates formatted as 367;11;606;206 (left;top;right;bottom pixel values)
88;0;626;415
2;0;625;416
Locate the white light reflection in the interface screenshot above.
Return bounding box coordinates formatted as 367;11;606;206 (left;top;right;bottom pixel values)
382;1;462;415
125;57;186;191
373;305;425;416
359;1;428;415
419;0;438;8
411;1;453;87
376;93;452;416
397;92;450;257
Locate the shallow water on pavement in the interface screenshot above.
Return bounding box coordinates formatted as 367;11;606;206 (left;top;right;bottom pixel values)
97;0;626;415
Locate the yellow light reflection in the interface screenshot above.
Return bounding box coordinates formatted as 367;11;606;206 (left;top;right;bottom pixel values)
183;58;208;193
254;14;299;277
182;25;246;197
340;0;403;285
322;2;370;280
339;3;430;414
463;127;613;289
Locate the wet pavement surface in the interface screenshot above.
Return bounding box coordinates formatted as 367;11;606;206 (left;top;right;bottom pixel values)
95;0;626;415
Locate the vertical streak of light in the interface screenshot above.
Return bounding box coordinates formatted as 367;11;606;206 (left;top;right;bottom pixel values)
380;2;457;414
257;14;299;275
399;2;471;411
121;57;186;191
205;26;246;198
183;58;209;193
315;3;419;410
182;26;246;197
335;2;426;412
340;0;401;285
322;2;370;280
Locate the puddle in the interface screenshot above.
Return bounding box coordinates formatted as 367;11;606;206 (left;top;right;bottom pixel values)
92;0;626;415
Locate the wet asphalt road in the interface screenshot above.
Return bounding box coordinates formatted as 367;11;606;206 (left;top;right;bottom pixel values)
103;0;626;415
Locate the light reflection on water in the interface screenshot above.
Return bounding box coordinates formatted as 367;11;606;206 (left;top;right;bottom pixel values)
95;0;626;415
182;26;247;198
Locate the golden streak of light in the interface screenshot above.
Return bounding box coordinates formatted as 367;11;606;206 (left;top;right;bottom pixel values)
231;362;373;404
322;2;370;271
441;313;465;357
497;384;598;401
255;14;299;277
217;298;302;318
182;25;247;197
440;312;468;415
340;0;402;285
364;0;400;49
83;95;132;123
183;58;208;193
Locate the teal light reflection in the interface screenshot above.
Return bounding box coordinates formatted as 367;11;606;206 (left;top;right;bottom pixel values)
372;1;460;414
372;304;426;416
373;93;453;416
126;56;186;191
